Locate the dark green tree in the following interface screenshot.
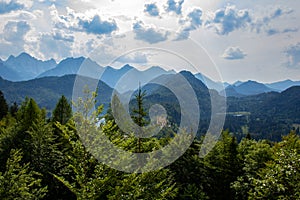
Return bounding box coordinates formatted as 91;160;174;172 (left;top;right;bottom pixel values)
52;95;72;125
27;116;73;200
0;90;8;120
9;102;18;117
168;140;210;199
131;86;148;153
132;86;147;127
17;98;43;132
204;131;242;199
232;139;273;199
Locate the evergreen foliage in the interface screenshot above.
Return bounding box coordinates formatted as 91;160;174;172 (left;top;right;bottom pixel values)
52;95;72;125
0;90;8;120
0;149;47;200
0;91;299;199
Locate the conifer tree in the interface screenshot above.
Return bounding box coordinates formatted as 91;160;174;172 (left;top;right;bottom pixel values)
52;95;72;125
204;131;241;199
9;102;18;117
0;90;8;120
17;98;42;131
131;86;148;153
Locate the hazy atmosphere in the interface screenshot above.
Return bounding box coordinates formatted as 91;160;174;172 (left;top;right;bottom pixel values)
1;0;300;83
0;1;300;199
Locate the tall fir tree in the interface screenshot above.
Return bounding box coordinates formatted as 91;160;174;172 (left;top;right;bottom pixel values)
0;90;8;120
9;102;18;117
52;95;72;125
17;98;43;132
131;86;148;153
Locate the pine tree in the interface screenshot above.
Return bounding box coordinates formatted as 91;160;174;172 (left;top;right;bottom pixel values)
9;102;18;117
131;86;148;153
204;131;242;199
52;95;72;125
132;86;147;127
0;90;8;120
17;98;42;131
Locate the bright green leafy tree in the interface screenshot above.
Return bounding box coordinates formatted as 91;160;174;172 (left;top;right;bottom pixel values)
248;132;300;199
0;149;47;200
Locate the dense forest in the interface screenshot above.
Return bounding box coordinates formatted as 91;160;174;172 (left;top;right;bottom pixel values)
0;89;299;199
2;72;300;142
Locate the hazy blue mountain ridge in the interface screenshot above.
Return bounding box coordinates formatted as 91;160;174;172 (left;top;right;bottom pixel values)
1;52;300;98
221;80;275;97
2;52;56;81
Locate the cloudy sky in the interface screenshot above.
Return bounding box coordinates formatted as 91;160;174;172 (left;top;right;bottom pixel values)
0;0;300;83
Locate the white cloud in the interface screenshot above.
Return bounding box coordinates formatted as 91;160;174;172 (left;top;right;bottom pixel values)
0;20;31;58
0;0;25;14
49;6;118;35
52;30;74;42
175;7;203;40
38;33;72;61
117;52;148;64
252;7;294;35
222;46;247;60
165;0;184;15
132;20;169;44
3;20;30;42
206;5;251;35
284;43;300;68
144;3;160;17
78;15;118;35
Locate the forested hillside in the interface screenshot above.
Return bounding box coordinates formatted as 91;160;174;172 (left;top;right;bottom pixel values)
1;72;300;141
0;75;113;113
0;90;299;199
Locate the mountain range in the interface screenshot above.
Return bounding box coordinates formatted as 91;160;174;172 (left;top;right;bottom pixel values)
0;52;56;81
220;80;276;97
1;52;300;97
0;63;299;141
0;75;113;112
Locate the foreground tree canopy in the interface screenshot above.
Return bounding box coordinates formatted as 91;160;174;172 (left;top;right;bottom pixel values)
0;90;299;200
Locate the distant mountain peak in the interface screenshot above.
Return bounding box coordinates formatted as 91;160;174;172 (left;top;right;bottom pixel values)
2;52;57;81
6;55;15;62
243;80;260;85
6;52;56;65
143;66;166;73
61;56;85;62
179;70;194;77
147;66;165;71
232;81;243;87
17;52;33;59
121;64;134;71
49;58;56;63
223;79;273;97
246;80;257;83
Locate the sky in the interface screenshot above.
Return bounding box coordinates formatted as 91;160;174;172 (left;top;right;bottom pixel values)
0;0;300;83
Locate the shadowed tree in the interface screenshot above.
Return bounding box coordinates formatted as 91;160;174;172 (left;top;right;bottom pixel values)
52;95;72;125
0;90;8;120
9;102;18;117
